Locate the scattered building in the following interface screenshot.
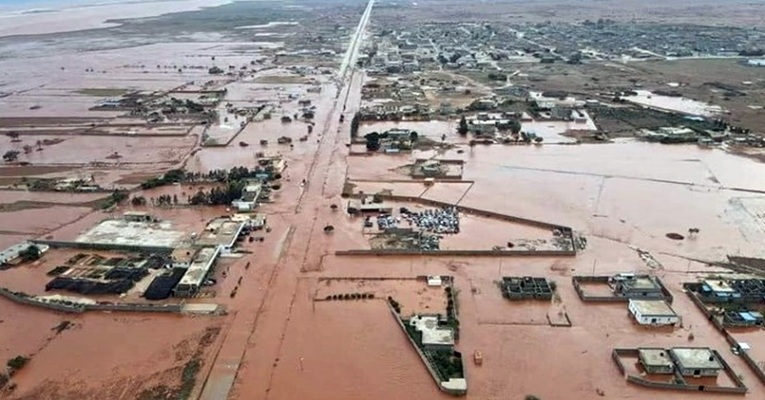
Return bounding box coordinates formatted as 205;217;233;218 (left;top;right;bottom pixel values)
669;348;723;377
122;211;156;223
170;246;198;269
696;278;765;303
173;246;220;297
409;315;455;350
231;182;262;212
0;242;49;266
501;277;554;300
638;347;723;377
610;273;665;299
723;309;764;327
628;299;679;326
347;198;392;214
194;218;246;254
74;214;186;252
638;348;675;374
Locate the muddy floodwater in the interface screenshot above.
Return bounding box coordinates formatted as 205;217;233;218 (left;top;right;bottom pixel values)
624;90;725;116
4;2;765;398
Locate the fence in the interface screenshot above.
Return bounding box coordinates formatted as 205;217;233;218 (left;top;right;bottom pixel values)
572;276;673;303
386;302;467;396
32;239;173;254
336;249;576;257
684;288;765;385
612;348;747;394
0;287;182;314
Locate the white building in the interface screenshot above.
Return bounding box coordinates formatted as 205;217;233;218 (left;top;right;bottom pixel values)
173;246;220;297
195;218;246;254
0;242;49;265
629;299;680;326
231;183;262;212
409;315;454;350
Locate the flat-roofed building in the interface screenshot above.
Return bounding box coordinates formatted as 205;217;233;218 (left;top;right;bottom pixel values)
195;218;246;253
0;242;49;265
170;246;198;269
347;199;393;215
703;279;736;294
611;273;666;299
173;246;220;297
669;347;723;377
75;218;185;252
123;211;156;223
409;315;454;351
231;183;262;212
638;348;674;374
629;299;679;326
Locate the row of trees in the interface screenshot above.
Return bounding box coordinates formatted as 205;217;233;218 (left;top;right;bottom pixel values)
141;166;281;190
189;181;247;206
131;194;178;207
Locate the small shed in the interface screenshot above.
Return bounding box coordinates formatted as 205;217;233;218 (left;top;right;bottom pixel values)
638;348;674;374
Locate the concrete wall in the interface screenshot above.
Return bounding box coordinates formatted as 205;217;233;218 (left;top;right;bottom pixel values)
337;249;576;257
572;276;673;303
612;348;747;395
32;239;173;254
366;193;573;232
684;289;765;386
0;288;85;313
386;303;467;396
0;287;182;314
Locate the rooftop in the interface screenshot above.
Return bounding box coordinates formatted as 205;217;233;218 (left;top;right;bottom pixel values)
638;348;674;368
409;315;454;347
630;277;661;290
171;246;198;264
670;348;722;371
630;299;677;317
75;219;186;249
704;279;736;293
178;247;220;287
195;219;245;248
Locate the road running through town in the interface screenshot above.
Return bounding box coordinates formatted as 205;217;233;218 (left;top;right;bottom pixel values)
197;1;375;398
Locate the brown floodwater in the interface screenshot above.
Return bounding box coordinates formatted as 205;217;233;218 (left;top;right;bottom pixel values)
5;11;765;399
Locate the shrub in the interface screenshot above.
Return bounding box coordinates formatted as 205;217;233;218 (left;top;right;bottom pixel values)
7;356;29;372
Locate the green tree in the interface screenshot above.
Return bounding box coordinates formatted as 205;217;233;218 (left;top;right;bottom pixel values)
7;356;29;372
350;114;360;138
19;245;41;262
409;131;419;142
364;132;381;151
2;150;20;162
457;116;469;135
6;132;20;142
509;119;522;134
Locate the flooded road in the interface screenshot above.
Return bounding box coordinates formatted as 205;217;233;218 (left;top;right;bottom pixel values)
3;1;765;400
